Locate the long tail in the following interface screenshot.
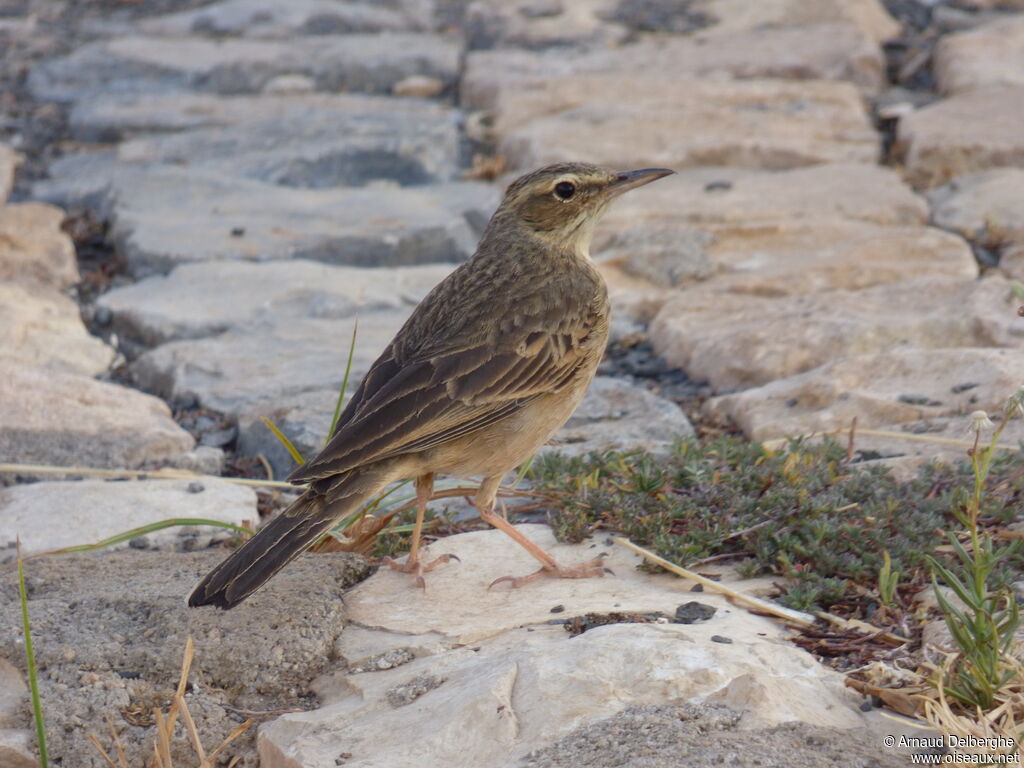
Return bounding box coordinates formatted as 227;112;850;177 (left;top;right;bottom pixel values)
188;468;387;609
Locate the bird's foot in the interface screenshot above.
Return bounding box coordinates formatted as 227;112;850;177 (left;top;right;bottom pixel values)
488;554;612;590
381;552;459;590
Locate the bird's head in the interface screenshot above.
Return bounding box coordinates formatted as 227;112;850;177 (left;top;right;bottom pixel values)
488;162;674;256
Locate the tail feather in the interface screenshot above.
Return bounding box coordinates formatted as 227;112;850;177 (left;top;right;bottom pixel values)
189;468;385;608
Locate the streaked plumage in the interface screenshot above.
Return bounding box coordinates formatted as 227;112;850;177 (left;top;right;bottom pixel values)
189;162;673;608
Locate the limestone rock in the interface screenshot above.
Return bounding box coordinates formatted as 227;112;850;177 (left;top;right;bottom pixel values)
137;0;433;39
0;283;114;377
897;86;1024;187
42;166;496;276
29;34;460;102
68;92;461;187
704;348;1024;441
547;376;693;456
0;145;20;203
594;164;928;243
131;312;404;416
464;0;630;50
261;525;867;766
0;479;257;554
649;275;1020;391
98;260;454;345
0;364;195;469
238;375;693;479
0;549;373;766
928;168;1024;245
934;16;1024;94
493;79;878;171
0;202;78;290
462;0;897;93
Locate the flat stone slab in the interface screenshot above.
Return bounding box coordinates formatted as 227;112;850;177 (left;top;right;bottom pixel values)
0;144;19;203
236;375;693;479
0;478;257;554
136;0;433;39
705;348;1024;441
67;92;462;187
0;549;373;766
28;33;460;102
491;78;879;171
649;275;1022;391
98;259;454;345
465;21;887;95
594;163;928;250
897;86;1024;187
0;202;79;291
35;165;498;276
131;311;405;415
928;168;1024;246
261;525;868;766
604;221;976;316
0;364;195;469
0;283;114;377
934;15;1024;95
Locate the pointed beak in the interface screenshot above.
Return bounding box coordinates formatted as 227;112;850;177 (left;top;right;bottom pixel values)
604;167;675;199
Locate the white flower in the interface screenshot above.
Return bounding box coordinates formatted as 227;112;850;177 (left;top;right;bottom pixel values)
1005;385;1024;419
969;410;994;433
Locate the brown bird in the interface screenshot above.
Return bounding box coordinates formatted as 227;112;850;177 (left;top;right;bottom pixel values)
189;162;673;609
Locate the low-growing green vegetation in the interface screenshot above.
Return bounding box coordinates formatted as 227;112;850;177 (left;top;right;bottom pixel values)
526;436;1024;613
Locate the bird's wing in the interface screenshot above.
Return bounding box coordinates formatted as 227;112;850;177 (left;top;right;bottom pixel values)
288;300;602;486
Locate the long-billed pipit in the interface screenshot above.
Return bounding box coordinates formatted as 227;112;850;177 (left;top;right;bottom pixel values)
189;162;673;608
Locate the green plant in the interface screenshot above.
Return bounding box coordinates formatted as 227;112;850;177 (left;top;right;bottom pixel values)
529;435;1023;612
18;542;48;767
926;397;1024;711
878;549;900;607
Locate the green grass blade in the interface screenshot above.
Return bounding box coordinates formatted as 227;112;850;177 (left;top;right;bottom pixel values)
327;316;360;441
45;518;252;555
260;417;306;466
18;543;49;767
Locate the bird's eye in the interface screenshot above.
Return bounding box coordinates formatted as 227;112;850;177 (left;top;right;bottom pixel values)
554;181;576;200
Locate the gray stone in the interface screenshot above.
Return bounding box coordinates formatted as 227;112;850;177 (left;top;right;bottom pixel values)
238;375;693;480
0;364;195;469
28;34;460;103
131;311;406;416
928;168;1024;245
68;92;461;186
464;0;630;51
0;283;114;377
98;259;454;345
0;145;19;203
0;549;373;767
934;15;1024;95
897;86;1024;188
0;478;257;554
493;79;879;171
546;376;693;457
137;0;434;39
650;275;1022;392
465;21;887;93
0;202;79;291
705;348;1024;441
38;166;498;276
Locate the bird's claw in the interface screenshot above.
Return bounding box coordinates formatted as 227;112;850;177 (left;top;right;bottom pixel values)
381;552;459;590
487;554;610;590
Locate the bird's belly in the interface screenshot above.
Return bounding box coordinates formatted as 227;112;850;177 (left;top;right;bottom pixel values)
424;384;590;479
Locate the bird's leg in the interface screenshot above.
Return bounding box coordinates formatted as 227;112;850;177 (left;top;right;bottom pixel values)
382;473;457;589
474;476;609;589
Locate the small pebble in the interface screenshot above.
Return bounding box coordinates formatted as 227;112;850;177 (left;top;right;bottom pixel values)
710;635;732;644
550;604;565;613
186;482;205;494
675;601;716;624
690;583;703;592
